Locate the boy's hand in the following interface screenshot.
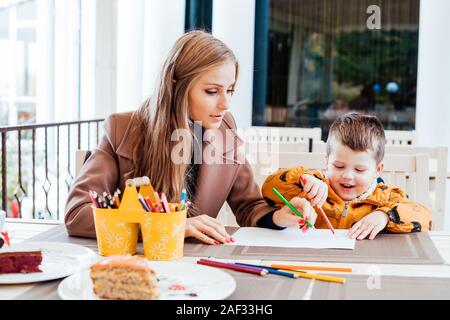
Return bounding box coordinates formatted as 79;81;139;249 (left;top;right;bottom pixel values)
348;211;389;240
273;197;317;231
300;174;328;207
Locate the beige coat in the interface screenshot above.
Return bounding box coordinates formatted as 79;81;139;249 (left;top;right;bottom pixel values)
65;111;274;237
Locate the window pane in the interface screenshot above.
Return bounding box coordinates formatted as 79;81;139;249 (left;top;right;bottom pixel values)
253;0;420;139
17;0;36;20
0;9;8;38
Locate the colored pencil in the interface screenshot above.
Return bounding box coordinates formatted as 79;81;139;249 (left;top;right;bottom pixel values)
181;188;187;202
145;197;155;212
103;192;111;208
283;271;346;284
88;191;98;208
93;192;101;207
197;259;268;276
235;263;299;278
270;264;352;273
98;194;106;208
112;191;120;207
272;187;314;229
138;194;150;212
160;193;170;213
154;192;162;209
315;206;336;235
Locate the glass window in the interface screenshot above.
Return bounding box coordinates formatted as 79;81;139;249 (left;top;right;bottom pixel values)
0;0;82;126
253;0;420;139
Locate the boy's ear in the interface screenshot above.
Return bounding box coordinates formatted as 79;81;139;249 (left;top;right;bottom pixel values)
376;162;384;175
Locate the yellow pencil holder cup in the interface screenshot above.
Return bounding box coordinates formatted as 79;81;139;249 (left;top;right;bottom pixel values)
92;180;187;260
93;207;139;256
141;209;187;260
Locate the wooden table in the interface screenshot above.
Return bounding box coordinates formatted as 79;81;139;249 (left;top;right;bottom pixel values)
1;224;450;300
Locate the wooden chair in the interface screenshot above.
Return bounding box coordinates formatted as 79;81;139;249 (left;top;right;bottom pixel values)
238;126;322;151
242;141;309;161
312;141;327;153
75;150;91;178
384;145;447;230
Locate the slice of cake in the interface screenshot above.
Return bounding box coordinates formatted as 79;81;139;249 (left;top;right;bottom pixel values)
0;251;43;274
90;255;159;300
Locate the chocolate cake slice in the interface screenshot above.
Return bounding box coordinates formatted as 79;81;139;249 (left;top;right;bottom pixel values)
0;251;43;274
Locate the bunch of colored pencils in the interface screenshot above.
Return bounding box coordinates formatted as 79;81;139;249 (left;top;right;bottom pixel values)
89;189;121;208
89;186;190;213
197;259;350;284
138;188;189;213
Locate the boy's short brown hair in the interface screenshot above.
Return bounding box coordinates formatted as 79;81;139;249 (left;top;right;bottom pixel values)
326;112;386;164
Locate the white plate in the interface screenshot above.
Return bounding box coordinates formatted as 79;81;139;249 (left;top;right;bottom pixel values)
0;242;98;284
58;261;236;300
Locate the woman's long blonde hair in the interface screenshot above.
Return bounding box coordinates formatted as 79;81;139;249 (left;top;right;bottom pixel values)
132;30;238;202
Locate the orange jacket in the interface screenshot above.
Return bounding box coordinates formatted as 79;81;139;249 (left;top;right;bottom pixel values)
261;166;432;233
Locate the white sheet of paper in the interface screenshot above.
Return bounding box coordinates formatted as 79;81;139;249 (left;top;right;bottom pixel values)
228;227;355;250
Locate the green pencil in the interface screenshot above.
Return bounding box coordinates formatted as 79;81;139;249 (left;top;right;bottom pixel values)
272;187;314;229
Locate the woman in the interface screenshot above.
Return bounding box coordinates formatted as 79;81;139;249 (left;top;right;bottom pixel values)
65;30;314;244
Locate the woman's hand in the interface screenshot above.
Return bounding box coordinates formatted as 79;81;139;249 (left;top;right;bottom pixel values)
273;197;317;232
347;211;389;240
185;214;234;245
300;174;328;207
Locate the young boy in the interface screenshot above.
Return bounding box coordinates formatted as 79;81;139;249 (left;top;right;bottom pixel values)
262;112;432;240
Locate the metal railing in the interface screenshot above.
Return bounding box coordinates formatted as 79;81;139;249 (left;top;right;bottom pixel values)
0;119;104;221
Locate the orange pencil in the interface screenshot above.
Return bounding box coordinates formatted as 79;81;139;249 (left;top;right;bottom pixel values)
270;264;352;273
154;192;162;208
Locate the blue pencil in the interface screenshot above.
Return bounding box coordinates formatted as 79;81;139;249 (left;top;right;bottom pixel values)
181;188;187;202
180;188;187;210
138;194;150;212
235;263;299;279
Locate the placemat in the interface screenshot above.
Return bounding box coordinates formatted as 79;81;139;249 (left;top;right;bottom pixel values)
184;228;444;265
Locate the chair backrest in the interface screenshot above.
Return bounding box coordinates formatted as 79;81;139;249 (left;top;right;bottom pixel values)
312;141;327;153
381;153;431;210
75;150;90;178
243;141;309;155
385;130;417;146
384;145;447;230
250;151;436;228
313;130;418;151
239;126;322;151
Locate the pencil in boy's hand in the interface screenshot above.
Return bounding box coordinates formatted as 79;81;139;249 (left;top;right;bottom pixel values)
272;187;314;229
315;206;336;235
